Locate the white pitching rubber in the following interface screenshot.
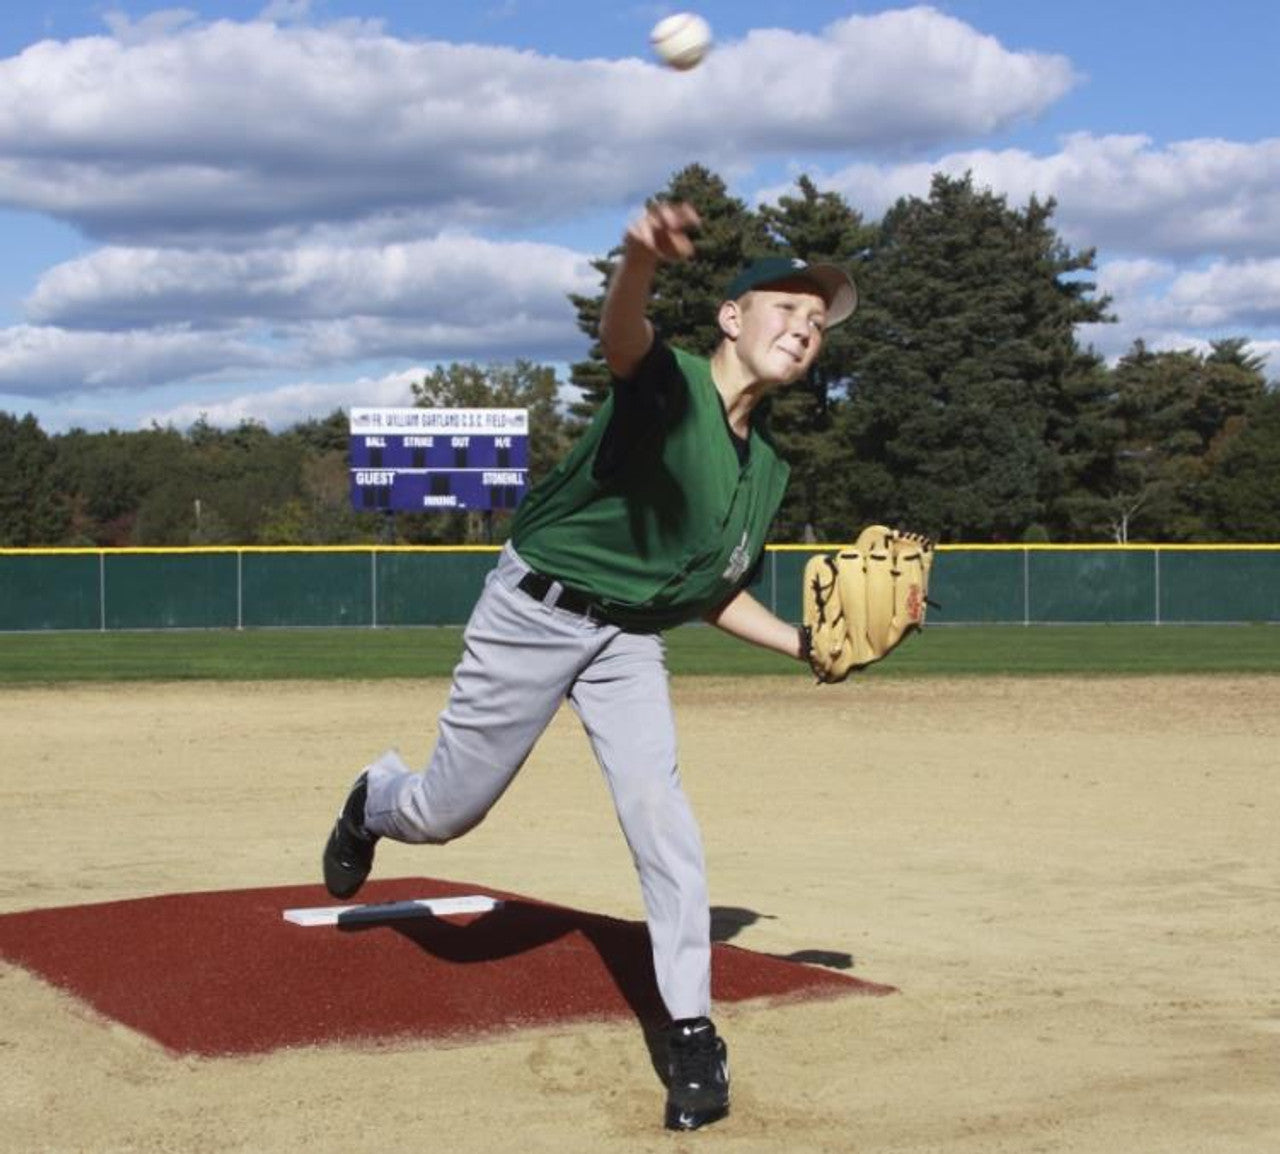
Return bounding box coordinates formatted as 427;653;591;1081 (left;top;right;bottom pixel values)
283;895;501;927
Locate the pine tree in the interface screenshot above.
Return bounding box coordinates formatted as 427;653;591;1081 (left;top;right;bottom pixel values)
1195;339;1268;452
1039;351;1121;540
833;173;1110;541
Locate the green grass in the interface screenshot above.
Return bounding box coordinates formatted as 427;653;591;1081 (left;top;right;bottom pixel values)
0;624;1277;684
882;624;1280;675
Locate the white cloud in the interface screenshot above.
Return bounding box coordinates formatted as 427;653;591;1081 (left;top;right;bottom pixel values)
9;232;597;395
15;7;1276;413
789;133;1280;259
5;233;599;395
1162;258;1280;328
26;233;598;330
1079;257;1280;365
1085;257;1280;353
142;366;422;431
0;324;275;394
285;312;585;364
1092;258;1176;298
0;7;1084;411
0;8;1076;243
0;309;587;400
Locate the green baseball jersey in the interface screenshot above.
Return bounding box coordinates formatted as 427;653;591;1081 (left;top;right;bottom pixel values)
511;342;790;631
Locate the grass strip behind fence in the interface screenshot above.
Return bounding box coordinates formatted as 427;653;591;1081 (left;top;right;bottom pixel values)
1;624;1278;684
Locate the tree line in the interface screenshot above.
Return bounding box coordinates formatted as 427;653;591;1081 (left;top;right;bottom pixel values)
2;165;1276;548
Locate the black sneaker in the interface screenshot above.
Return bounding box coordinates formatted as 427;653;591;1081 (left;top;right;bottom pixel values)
664;1017;730;1131
322;773;379;899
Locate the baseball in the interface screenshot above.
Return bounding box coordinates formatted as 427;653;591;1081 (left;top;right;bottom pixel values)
650;12;712;71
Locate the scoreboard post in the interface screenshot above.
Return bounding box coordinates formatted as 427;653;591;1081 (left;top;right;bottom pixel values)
348;408;529;514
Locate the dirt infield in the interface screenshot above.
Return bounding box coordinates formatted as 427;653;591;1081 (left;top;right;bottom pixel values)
2;675;1277;1153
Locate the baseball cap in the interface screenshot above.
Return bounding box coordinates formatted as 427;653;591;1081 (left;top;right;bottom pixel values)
724;256;858;327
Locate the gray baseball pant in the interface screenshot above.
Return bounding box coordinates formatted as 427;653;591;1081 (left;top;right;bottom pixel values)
362;543;711;1021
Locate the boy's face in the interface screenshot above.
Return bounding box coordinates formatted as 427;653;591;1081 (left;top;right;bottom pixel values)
722;279;828;386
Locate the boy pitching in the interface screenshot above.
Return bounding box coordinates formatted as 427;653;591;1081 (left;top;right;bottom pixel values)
323;200;856;1130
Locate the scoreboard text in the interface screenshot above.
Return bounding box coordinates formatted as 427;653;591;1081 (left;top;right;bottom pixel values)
348;407;529;513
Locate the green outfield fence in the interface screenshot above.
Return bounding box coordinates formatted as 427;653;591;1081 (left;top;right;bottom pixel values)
1;544;1278;632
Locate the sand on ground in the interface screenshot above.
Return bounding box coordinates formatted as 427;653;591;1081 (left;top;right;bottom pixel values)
1;675;1277;1154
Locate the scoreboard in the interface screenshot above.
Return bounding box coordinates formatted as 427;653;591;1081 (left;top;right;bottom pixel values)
348;407;529;513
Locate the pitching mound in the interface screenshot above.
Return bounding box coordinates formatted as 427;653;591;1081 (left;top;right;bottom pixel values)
0;877;893;1056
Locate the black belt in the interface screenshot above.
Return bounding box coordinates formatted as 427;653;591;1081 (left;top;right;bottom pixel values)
517;571;608;620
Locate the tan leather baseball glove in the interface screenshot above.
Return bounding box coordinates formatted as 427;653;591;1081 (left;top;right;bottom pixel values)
801;525;934;683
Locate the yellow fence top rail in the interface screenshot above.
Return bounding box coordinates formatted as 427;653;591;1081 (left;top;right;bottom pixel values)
3;542;1280;557
774;542;1280;553
0;544;500;556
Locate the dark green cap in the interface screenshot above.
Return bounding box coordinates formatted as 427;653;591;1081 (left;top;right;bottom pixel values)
724;256;858;326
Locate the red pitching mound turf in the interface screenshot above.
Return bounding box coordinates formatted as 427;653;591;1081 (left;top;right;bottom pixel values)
0;877;894;1057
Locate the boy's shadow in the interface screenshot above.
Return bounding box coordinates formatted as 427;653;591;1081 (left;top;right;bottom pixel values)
340;900;852;1083
711;905;855;971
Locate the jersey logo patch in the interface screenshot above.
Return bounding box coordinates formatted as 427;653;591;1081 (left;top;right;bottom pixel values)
721;531;752;584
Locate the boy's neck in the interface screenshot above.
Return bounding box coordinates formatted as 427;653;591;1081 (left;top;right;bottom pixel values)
710;346;771;438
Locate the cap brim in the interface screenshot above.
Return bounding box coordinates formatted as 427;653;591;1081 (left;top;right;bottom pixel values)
800;263;858;327
732;262;858;327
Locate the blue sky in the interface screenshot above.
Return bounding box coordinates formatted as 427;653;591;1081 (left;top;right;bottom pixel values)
1;1;1276;432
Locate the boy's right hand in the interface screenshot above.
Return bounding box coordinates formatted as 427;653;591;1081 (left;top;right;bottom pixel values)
624;200;701;263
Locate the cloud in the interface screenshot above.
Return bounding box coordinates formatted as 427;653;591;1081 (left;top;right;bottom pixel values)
0;305;588;400
1161;258;1280;329
26;233;598;331
142;366;423;432
788;133;1280;259
0;323;275;395
0;7;1082;411
8;232;598;395
1079;257;1280;364
1091;258;1176;298
0;8;1076;243
1095;257;1280;333
5;231;601;397
19;7;1275;413
728;7;1076;146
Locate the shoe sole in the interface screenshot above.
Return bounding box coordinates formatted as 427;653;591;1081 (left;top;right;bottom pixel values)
664;1103;729;1131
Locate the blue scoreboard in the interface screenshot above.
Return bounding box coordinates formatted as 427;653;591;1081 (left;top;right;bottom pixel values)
348;407;529;513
